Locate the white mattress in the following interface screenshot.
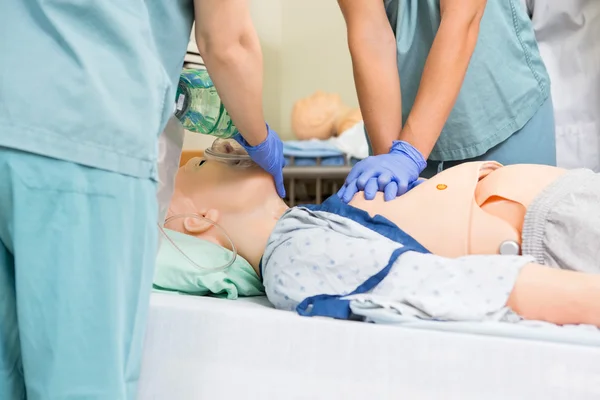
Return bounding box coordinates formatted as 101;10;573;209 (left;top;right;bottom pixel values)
139;293;600;400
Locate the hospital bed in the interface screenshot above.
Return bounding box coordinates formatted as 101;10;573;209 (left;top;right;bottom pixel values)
139;292;600;400
148;150;600;399
283;160;351;206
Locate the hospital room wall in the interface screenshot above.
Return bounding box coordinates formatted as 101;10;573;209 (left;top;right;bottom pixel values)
183;0;358;149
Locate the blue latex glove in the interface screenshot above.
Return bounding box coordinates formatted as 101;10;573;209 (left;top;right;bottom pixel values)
233;123;286;198
338;140;427;203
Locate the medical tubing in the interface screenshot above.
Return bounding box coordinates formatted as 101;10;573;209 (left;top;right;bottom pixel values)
158;214;237;274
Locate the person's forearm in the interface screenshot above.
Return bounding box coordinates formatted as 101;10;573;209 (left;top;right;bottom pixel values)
195;12;267;146
399;10;483;158
348;30;402;155
507;263;600;327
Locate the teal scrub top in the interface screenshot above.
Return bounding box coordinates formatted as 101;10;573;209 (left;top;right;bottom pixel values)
383;0;551;161
0;0;195;179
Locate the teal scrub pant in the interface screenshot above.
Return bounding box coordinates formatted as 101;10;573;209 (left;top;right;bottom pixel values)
421;97;557;177
0;148;157;399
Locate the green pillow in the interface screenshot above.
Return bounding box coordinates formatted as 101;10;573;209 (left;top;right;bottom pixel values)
153;228;265;299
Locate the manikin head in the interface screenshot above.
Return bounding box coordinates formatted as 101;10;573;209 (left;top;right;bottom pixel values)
166;139;289;273
291;90;362;140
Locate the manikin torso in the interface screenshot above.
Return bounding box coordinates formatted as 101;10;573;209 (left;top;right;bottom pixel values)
350;162;566;257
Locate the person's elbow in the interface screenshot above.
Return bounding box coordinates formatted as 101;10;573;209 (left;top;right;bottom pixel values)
347;25;396;61
196;25;259;66
440;1;486;39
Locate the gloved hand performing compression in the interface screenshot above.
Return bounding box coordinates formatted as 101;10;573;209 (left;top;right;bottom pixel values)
338;140;427;203
233;123;286;198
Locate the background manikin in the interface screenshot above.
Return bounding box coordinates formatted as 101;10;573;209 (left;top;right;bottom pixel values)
291;91;362;140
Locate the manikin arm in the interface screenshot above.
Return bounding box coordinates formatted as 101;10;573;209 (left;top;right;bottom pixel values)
507;264;600;327
193;0;268;146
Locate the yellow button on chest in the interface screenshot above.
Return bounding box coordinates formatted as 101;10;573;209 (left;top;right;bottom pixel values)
436;184;448;190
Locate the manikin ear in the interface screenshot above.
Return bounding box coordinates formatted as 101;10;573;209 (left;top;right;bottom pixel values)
183;209;220;233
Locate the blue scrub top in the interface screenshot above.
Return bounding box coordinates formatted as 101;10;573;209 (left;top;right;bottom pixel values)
0;0;194;179
384;0;551;161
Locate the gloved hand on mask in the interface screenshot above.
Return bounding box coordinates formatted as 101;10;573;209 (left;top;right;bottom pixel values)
338;140;427;203
233;123;286;198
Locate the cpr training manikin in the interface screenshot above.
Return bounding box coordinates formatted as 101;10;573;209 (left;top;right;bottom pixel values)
291;91;362;141
166;139;600;329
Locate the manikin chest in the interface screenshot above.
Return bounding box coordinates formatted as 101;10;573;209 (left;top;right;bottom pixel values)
350;162;566;258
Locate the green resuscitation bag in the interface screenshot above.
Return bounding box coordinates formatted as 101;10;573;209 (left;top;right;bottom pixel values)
174;68;238;138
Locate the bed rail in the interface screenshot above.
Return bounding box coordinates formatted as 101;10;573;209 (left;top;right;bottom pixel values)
283;156;352;206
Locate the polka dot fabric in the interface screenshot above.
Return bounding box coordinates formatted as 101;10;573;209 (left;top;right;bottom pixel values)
263;207;533;322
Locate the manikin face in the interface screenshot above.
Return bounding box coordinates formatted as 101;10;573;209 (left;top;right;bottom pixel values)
165;155;285;249
291;91;345;140
171;156;271;208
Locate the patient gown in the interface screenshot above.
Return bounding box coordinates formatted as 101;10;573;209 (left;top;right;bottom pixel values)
262;195;530;323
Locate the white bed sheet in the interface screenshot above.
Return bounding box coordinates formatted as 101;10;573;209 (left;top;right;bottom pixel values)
139;293;600;400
